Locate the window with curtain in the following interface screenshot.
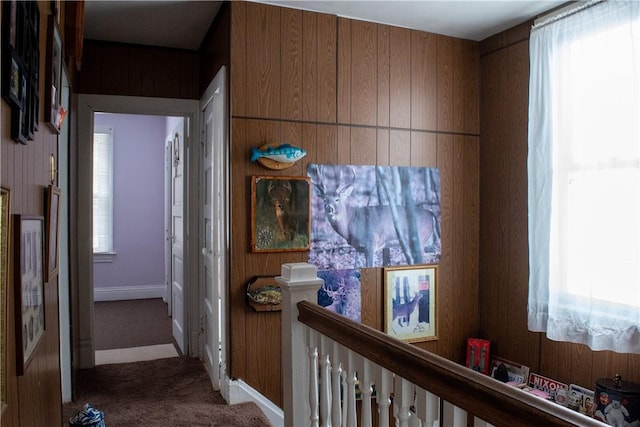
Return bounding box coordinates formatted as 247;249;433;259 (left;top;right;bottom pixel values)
93;125;115;259
528;0;640;354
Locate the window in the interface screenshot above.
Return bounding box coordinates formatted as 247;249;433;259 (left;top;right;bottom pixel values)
93;125;115;261
528;1;640;353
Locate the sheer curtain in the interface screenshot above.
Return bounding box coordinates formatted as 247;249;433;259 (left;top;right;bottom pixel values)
528;0;640;353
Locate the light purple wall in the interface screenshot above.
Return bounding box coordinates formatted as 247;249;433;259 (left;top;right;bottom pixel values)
93;113;167;290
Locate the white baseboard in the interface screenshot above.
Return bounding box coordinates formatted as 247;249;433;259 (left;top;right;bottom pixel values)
223;376;284;427
93;284;165;302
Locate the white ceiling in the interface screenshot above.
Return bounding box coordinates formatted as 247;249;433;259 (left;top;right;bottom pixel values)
83;0;569;50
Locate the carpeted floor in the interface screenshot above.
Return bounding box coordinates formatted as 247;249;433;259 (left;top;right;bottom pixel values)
94;298;174;350
62;357;272;427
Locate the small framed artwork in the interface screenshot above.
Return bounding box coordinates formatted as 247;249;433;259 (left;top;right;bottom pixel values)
250;176;311;252
14;215;45;376
45;15;62;133
45;185;61;282
0;186;11;413
384;265;437;343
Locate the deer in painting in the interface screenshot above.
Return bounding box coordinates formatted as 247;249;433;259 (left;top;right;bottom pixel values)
320;281;344;315
310;165;438;267
267;180;296;240
393;292;422;328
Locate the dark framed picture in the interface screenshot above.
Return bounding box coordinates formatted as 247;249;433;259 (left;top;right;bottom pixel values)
384;264;437;343
45;185;61;282
0;186;11;413
4;49;23;109
45;15;62;133
14;215;45;376
250;176;311;252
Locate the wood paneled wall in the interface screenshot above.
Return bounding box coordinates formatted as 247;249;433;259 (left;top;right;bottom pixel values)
77;40;199;99
478;22;640;391
230;1;480;406
1;3;63;425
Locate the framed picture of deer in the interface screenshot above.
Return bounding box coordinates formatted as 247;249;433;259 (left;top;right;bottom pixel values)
250;176;311;252
383;265;437;343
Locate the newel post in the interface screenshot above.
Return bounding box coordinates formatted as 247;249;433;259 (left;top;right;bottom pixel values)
278;263;324;427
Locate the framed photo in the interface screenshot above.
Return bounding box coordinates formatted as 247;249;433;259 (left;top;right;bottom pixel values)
384;265;437;343
250;176;311;252
0;186;10;413
45;15;62;133
45;185;61;282
14;215;45;376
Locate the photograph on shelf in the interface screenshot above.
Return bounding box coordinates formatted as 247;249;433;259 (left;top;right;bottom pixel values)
568;383;594;415
383;265;437;343
14;215;45;376
250;176;311;252
489;355;530;384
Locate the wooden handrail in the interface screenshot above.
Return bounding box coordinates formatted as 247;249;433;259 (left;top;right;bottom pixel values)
298;301;604;427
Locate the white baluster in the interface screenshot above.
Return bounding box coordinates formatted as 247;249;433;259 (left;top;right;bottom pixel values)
453;405;467;427
394;377;414;427
319;335;332;427
344;349;358;427
358;358;373;427
331;340;343;427
414;387;439;427
309;328;320;427
376;366;393;427
341;369;348;427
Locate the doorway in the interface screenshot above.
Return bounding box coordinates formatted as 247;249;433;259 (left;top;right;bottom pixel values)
76;95;200;369
90;112;184;364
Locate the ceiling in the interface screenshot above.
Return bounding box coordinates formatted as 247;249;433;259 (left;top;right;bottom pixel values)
83;0;569;50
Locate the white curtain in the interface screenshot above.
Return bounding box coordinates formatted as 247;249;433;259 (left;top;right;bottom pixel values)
528;0;640;353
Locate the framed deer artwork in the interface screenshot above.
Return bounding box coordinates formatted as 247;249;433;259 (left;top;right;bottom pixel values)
250;176;311;252
383;265;437;343
307;164;441;270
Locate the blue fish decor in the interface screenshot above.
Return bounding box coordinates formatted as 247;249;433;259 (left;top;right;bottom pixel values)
251;144;306;164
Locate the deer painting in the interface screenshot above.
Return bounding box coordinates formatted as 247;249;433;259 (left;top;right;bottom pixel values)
393;292;422;328
309;164;440;268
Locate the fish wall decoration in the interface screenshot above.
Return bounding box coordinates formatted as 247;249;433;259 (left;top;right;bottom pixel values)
251;143;306;170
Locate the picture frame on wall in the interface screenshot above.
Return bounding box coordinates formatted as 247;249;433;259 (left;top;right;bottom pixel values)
0;186;11;413
14;215;45;376
45;15;62;133
250;176;311;253
45;185;61;282
384;265;437;343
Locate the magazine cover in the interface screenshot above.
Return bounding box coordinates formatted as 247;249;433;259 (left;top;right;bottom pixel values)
489;356;530;384
568;384;595;415
528;373;568;402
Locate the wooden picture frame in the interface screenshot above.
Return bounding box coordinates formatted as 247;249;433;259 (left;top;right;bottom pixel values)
250;176;311;252
45;185;61;282
45;15;62;133
384;265;437;343
0;186;11;413
14;215;45;376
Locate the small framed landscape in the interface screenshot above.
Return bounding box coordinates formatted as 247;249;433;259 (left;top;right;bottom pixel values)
384;265;437;343
14;215;45;376
250;176;311;253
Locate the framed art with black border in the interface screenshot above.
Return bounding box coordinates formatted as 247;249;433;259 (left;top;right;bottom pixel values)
45;15;62;133
14;215;45;376
384;264;437;343
250;176;311;252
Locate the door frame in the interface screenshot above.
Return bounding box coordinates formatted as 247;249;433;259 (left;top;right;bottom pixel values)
75;94;200;368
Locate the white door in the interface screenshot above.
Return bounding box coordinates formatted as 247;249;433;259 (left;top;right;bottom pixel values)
171;127;187;354
201;67;227;389
164;140;172;316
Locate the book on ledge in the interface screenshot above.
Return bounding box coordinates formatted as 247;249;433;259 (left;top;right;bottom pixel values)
489;355;530;385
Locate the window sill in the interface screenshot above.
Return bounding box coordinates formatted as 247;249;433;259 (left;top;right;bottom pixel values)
93;252;116;263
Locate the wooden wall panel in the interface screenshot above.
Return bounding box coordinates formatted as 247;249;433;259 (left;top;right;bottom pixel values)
411;31;437;131
479;20;640;391
350;21;377;126
317;13;337;123
229;1;481;405
302;11;318;122
246;3;281;118
281;8;303;121
389;27;411;129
